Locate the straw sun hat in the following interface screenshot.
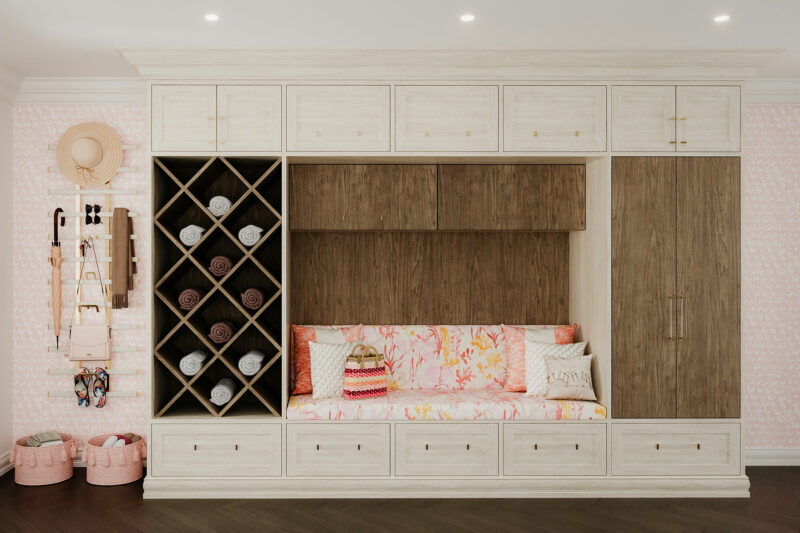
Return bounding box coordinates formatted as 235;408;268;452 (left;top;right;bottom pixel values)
56;122;123;186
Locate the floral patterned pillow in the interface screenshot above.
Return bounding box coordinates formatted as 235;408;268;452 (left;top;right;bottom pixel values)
502;324;578;392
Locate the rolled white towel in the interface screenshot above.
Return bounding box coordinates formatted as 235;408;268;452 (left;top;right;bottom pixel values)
237;224;263;247
40;439;64;447
210;378;236;406
179;224;205;247
238;350;266;377
207;195;232;217
179;350;207;376
102;435;118;448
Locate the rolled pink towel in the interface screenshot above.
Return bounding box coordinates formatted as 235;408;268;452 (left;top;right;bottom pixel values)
208;321;234;345
240;288;265;311
208;256;232;277
178;288;203;311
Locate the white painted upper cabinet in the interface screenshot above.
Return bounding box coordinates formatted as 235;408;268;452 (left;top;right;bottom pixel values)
611;86;676;151
503;86;606;152
396;86;499;152
676;86;740;152
217;86;282;152
287;85;390;152
152;85;217;151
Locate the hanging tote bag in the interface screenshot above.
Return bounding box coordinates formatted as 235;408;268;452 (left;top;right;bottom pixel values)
66;238;111;362
343;344;388;400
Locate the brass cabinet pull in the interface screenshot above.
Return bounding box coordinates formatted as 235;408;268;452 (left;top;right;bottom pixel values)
207;117;214;121
669;141;677;144
668;116;676;121
315;444;320;451
678;296;687;340
465;130;471;137
656;443;660;450
193;444;198;451
357;444;361;451
219;140;225;145
234;444;238;451
218;116;226;120
533;443;538;450
208;141;215;145
425;444;429;450
575;444;579;450
574;130;580;137
697;443;701;450
424;130;430;137
533;130;538;137
315;130;320;136
679;117;687;120
466;443;470;451
668;296;676;340
356;130;362;136
680;141;688;144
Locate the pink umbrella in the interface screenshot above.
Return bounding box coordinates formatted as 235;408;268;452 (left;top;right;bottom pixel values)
51;208;65;349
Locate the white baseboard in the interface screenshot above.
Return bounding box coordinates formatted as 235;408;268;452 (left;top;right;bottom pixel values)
0;450;12;477
746;448;800;466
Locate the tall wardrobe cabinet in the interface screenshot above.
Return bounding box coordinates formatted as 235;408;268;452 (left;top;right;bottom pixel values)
612;157;740;419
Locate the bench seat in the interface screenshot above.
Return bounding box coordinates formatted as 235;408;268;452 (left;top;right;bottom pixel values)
287;390;606;421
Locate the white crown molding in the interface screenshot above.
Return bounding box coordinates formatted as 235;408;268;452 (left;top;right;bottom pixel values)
745;448;800;466
15;77;145;104
745;79;800;105
120;48;782;81
0;64;22;102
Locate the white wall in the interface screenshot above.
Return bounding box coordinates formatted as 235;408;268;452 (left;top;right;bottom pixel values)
0;78;15;473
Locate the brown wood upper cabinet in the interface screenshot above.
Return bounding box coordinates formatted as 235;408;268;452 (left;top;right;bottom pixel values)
438;165;585;231
612;156;740;419
289;164;437;230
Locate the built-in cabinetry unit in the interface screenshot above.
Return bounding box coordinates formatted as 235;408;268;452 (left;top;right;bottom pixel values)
611;86;740;152
611;157;740;419
137;49;752;498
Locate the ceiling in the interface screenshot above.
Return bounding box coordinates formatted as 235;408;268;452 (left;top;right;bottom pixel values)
0;0;798;78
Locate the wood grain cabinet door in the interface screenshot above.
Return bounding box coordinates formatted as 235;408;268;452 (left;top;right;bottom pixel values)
503;86;606;152
217;85;282;151
611;86;677;152
345;165;437;230
612;157;678;418
437;165;500;230
676;157;740;418
289;164;350;230
151;85;217;151
676;86;741;152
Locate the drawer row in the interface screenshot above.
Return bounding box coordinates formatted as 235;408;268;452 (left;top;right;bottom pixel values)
151;84;741;153
150;422;741;478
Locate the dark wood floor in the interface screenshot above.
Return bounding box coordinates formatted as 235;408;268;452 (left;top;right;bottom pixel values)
1;468;799;532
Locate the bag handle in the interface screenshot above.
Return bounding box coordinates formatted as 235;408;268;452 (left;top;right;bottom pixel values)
67;237;107;334
351;344;378;356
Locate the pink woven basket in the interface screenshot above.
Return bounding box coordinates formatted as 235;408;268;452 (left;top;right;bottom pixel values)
11;433;76;486
84;434;146;486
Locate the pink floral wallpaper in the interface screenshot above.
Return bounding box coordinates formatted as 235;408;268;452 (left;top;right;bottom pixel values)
742;105;800;449
12;104;149;448
9;103;799;451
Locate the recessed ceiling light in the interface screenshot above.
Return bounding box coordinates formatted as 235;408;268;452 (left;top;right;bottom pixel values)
460;13;475;22
714;14;730;22
205;13;219;22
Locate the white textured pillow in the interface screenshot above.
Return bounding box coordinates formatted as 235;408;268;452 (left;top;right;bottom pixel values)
309;341;355;400
524;339;586;397
545;355;597;401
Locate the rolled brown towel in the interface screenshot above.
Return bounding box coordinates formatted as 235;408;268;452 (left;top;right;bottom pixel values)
208;255;232;277
240;288;265;311
178;288;203;310
208;321;234;344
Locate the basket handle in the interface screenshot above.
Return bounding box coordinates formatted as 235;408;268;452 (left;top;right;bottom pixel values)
351;344;378;356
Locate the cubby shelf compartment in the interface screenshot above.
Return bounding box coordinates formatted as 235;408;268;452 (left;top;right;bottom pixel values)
153;156;283;418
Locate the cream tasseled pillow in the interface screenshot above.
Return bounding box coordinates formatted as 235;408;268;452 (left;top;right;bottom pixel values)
309;341;355;400
524;340;587;397
544;355;597;401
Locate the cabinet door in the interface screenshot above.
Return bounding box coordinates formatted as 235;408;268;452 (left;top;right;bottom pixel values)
503;86;606;151
495;165;585;230
396;86;499;152
612;157;677;418
437;165;499;230
345;165;437;230
289;164;436;230
289;164;350;230
151;85;217;151
287;85;390;152
676;86;740;152
217;85;281;151
676;157;740;418
611;86;676;151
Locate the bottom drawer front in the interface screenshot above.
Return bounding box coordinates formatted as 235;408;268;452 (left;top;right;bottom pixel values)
151;423;281;477
396;424;499;476
287;424;390;477
612;423;741;476
504;424;606;476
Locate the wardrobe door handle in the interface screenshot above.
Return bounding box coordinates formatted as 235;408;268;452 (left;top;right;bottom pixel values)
679;296;687;340
668;296;675;340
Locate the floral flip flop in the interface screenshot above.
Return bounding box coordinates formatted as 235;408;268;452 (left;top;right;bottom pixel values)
93;367;109;408
74;367;91;407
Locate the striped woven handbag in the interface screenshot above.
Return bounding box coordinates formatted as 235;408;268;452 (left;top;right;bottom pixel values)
343;344;387;400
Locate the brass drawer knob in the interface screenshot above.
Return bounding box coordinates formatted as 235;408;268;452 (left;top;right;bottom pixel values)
574;130;580;137
424;130;430;137
465;130;471;137
533;130;538;137
316;130;320;136
357;130;362;137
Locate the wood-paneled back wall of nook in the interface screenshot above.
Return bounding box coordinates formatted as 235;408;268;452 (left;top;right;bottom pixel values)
290;231;569;325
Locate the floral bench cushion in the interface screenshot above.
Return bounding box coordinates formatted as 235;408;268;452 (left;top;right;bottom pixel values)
287;389;607;421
